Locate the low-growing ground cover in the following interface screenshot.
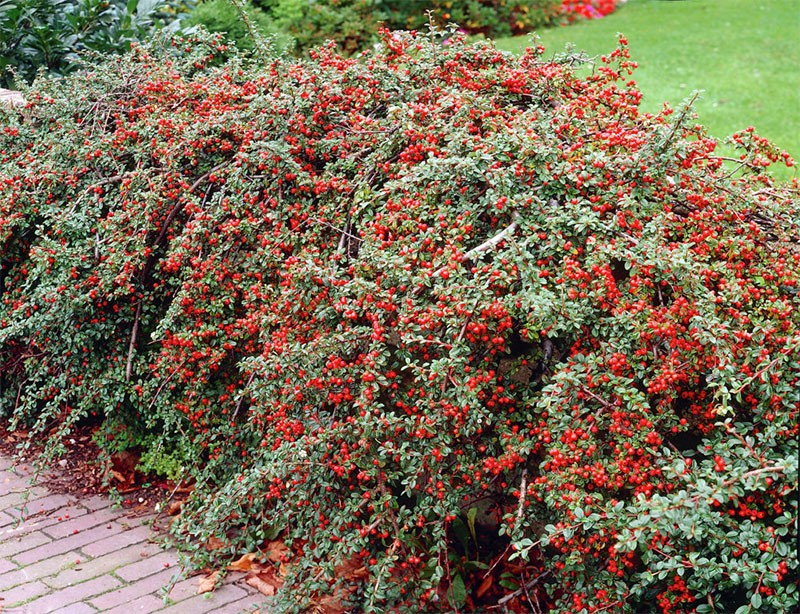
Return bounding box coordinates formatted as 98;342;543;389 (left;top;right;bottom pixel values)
496;0;800;181
0;29;797;612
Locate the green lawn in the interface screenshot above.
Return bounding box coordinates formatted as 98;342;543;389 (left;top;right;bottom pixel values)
495;0;799;180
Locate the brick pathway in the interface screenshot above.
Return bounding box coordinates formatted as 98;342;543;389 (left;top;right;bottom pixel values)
0;456;268;613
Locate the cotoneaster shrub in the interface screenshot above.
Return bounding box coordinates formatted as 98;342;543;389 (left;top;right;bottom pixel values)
0;29;798;613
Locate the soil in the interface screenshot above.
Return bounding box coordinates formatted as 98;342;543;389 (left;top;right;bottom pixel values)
0;424;187;522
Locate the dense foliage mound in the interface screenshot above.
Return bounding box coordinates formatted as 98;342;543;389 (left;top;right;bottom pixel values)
1;30;798;613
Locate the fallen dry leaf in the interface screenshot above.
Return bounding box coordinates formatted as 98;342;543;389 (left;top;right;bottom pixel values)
245;573;276;597
264;540;290;563
334;556;369;581
111;450;140;473
476;574;493;599
129;503;150;515
228;552;258;572
313;594;348;614
197;570;219;594
205;536;226;551
245;570;283;596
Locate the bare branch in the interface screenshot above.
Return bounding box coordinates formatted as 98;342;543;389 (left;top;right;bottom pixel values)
125;301;142;382
516;468;529;525
463;211;520;261
430;211;520;280
497;570;550;606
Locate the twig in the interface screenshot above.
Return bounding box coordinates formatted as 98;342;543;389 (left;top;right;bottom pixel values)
429;211;520;281
226;0;273;61
441;296;480;395
722;161;748;180
708;155;745;163
444;545;457;614
461;212;520;261
232;371;257;420
720;465;786;489
579;386;615;411
532;588;543;614
730;338;800;395
368;541;398;611
125;301;142;382
497;570;550;606
151;475;188;524
657;91;701;153
520;569;538;613
363;515;383;534
14;380;23;412
146;357;189;413
152;162;227;249
590;600;627;613
336;213;352;253
749;572;765;613
723;422;768;468
133;162;227;323
515;468;528;525
88;172;136;188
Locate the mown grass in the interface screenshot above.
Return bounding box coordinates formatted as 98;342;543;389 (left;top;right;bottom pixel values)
495;0;799;180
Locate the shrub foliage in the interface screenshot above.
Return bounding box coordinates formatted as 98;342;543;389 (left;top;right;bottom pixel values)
0;30;798;612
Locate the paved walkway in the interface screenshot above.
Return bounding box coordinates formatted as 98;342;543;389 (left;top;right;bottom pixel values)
0;456;268;613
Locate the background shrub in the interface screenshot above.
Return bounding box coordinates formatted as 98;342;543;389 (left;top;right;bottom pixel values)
184;0;292;53
242;0;571;55
0;0;190;88
379;0;564;37
268;0;383;56
0;29;797;612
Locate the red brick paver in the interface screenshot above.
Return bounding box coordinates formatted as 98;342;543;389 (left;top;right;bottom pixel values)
0;456;267;612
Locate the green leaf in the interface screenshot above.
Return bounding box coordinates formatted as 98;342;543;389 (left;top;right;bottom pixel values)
751;592;762;609
449;573;467;608
451;518;469;555
767;559;779;572
499;578;519;591
467;506;478;544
